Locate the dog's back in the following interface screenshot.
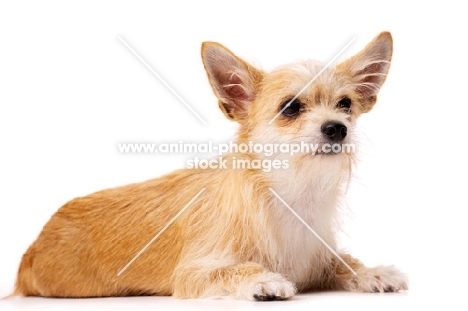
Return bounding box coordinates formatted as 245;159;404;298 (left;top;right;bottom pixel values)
13;169;204;297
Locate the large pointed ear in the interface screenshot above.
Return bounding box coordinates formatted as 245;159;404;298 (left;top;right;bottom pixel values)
201;42;263;121
338;32;393;113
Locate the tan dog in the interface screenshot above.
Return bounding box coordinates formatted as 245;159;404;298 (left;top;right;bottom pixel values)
13;32;407;300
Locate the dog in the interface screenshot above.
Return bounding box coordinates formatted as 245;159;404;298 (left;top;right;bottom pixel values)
13;31;407;300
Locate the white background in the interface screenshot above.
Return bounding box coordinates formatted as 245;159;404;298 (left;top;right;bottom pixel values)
1;1;467;310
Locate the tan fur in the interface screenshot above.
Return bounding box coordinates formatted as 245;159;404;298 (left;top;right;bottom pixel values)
13;32;407;300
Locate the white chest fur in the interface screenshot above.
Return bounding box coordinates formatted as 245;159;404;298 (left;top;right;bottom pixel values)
264;157;347;288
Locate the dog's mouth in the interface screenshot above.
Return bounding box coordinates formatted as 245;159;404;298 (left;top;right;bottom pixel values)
310;141;354;156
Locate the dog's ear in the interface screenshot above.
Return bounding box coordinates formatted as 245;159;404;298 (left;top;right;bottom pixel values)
338;32;393;113
201;42;263;121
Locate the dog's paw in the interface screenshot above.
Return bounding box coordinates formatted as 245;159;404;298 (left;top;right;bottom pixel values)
237;272;296;301
346;265;408;293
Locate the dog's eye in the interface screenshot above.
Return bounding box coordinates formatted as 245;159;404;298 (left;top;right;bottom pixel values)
280;98;303;117
337;97;352;113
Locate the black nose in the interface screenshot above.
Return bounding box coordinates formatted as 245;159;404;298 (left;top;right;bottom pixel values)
321;121;347;141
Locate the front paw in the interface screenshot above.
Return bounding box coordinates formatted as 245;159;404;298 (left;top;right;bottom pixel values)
346;265;408;293
237;272;296;301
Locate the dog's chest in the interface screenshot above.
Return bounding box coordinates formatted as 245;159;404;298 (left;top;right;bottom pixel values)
263;193;337;287
261;167;342;287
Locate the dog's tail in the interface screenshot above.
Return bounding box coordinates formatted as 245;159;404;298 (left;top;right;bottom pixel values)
6;247;38;298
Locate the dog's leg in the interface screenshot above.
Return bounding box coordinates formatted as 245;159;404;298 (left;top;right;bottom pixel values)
334;254;408;293
172;261;296;300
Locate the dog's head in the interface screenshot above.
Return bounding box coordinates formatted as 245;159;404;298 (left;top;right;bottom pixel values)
202;32;392;173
